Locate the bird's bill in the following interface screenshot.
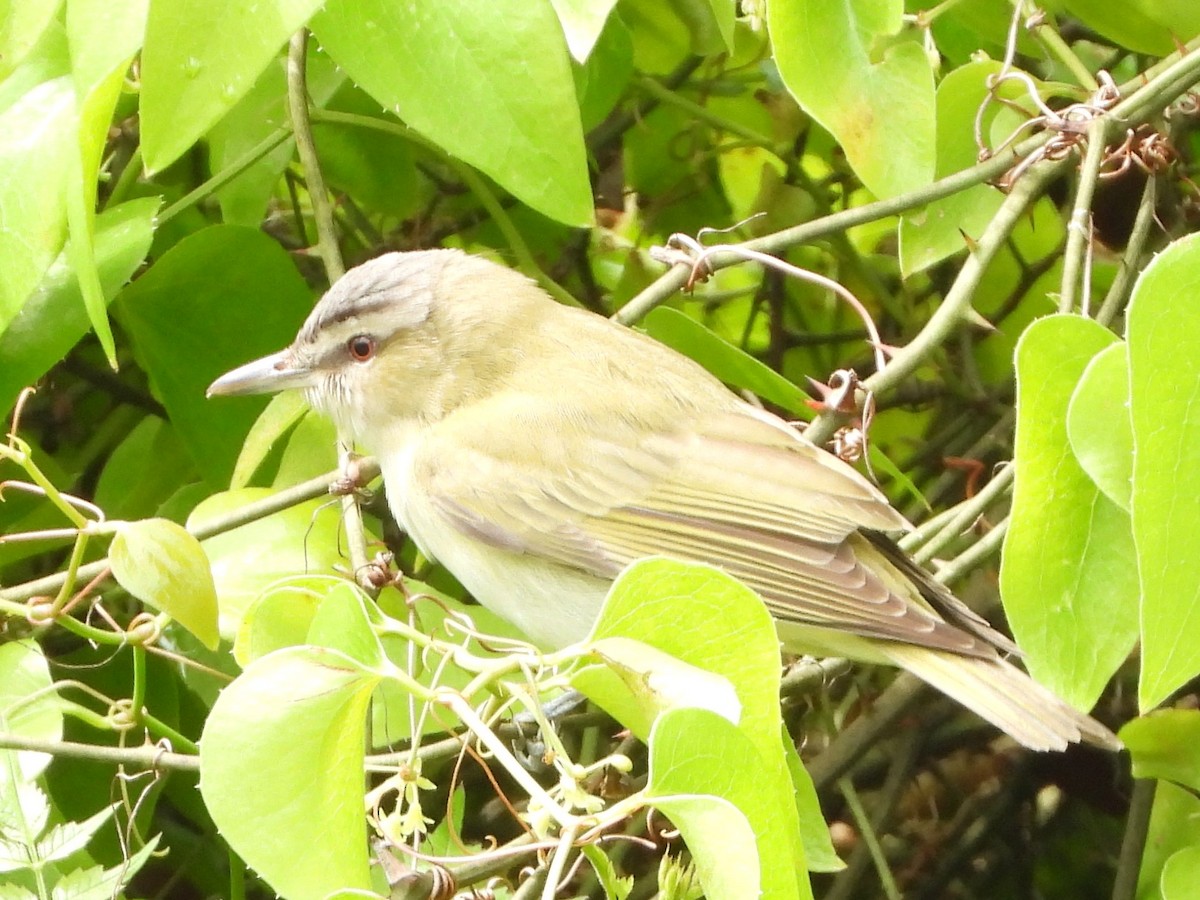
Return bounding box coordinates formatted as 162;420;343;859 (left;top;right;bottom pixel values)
206;349;314;398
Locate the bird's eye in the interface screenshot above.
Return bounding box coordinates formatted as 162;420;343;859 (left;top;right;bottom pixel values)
347;335;375;362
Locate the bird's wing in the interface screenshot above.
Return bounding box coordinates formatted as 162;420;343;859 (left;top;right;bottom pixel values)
415;398;1003;657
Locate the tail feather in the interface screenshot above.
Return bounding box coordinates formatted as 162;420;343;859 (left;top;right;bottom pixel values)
884;645;1121;752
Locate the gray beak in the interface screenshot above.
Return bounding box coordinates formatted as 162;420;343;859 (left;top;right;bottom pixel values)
206;349;316;398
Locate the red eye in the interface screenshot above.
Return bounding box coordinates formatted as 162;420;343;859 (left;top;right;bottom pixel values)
348;335;375;361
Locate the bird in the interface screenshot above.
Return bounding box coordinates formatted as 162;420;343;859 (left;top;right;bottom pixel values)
208;249;1119;752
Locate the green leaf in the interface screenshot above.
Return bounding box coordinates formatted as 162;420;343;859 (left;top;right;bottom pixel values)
311;0;592;226
898;61;1006;276
1127;232;1200;710
1137;0;1200;39
1163;845;1200;900
0;196;157;417
200;647;381;899
187;489;347;638
0;76;76;330
645;708;803;900
32;803;115;864
1050;0;1178;54
782;736;842;873
229;393;309;488
1136;782;1200;898
580;559;810;897
0;641;63;783
207;48;341;226
768;0;934;198
641;307;812;416
139;0;325;173
231;580;326;667
1001;315;1139;709
40;835;158;900
306;583;386;669
109;518;220;649
0;0;62;80
1067;343;1132;512
65;0;146;92
267;407;338;487
233;576;327;667
576;636;742;739
94;418;196;521
65;0;150;366
1121;709;1200;793
116;225;313;487
582;844;634;900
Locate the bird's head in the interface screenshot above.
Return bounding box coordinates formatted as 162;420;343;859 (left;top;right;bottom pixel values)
207;249;539;449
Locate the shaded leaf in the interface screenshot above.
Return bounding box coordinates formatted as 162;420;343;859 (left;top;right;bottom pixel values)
311;0;592;226
116;225;312;487
641;307;812;415
0;197;158;417
898;61;1006;275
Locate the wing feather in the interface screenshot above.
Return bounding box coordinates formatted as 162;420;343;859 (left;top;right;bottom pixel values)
416;398;1002;658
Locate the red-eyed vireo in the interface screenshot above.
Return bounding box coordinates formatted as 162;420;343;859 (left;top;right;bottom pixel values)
208;249;1119;752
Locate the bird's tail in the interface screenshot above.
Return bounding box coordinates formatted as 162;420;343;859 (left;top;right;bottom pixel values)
884;645;1121;752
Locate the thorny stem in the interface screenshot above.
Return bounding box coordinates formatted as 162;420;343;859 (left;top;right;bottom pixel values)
0;734;200;771
1096;176;1159;328
286;32;380;597
287;31;343;281
1028;8;1099;91
1059;117;1108;313
807;157;1065;447
910;465;1013;565
617;35;1200;358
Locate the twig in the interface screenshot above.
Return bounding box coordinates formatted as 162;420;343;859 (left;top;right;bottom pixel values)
287;31;344;281
0;460;379;605
1096;176;1159;327
0;734;199;772
807;673;928;792
1059;118;1109;313
1112;779;1156;900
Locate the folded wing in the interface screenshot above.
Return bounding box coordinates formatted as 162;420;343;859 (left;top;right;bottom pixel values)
417;398;1011;659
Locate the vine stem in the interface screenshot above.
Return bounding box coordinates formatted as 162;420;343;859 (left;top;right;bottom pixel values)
806;156;1066;446
1112;779;1156;900
0;461;379;606
0;734;199;771
1059;117;1108;313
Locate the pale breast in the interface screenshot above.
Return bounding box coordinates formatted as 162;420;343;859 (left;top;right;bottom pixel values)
382;434;611;649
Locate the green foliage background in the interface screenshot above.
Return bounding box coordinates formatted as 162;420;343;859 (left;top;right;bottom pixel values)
3;0;1200;897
